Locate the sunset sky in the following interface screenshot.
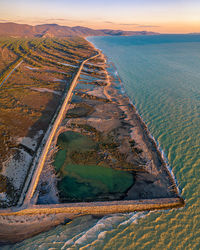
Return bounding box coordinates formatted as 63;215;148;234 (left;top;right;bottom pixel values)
0;0;200;33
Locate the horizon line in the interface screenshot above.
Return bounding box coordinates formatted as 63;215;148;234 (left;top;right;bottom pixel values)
0;21;199;35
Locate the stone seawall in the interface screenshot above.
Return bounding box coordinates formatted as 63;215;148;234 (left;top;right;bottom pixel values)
0;197;184;216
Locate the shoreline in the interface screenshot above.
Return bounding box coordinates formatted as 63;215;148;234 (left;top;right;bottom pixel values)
87;38;182;199
28;43;183;203
87;38;180;194
0;39;184;244
0;198;184;245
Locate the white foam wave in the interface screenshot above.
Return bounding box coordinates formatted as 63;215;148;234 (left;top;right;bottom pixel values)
61;213;147;249
114;66;181;195
105;55;182;195
151;136;181;194
119;212;147;226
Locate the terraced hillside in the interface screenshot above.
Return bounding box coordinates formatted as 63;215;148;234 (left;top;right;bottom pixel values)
0;37;95;207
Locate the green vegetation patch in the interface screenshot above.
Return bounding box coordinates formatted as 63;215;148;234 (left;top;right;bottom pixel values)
0;37;95;207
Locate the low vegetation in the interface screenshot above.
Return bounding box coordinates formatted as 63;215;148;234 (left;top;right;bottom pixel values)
0;37;95;207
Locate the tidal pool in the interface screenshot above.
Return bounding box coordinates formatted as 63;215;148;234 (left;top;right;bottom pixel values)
54;131;134;202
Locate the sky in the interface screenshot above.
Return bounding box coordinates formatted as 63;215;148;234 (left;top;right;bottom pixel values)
0;0;200;33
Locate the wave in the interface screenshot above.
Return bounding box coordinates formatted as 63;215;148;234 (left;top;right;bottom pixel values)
107;58;181;195
61;212;147;249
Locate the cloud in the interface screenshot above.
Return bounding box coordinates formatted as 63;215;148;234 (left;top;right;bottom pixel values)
137;25;160;28
105;21;138;26
44;18;72;22
0;19;12;22
104;21;160;28
41;18;88;25
0;18;161;30
120;23;139;26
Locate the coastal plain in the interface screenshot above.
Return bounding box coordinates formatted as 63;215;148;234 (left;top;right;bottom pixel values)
0;37;184;244
0;37;94;207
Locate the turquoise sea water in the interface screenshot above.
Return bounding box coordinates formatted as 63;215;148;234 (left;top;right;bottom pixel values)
9;35;200;249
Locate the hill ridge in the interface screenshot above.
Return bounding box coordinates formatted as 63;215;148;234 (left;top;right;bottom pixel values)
0;22;159;37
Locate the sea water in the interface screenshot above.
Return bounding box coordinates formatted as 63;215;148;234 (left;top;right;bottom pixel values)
8;35;200;249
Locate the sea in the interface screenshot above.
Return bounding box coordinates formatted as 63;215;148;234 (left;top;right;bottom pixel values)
5;35;200;249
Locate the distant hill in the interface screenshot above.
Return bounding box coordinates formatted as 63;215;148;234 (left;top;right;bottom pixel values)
0;22;159;37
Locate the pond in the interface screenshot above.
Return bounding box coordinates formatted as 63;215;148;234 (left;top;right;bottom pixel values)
54;131;134;202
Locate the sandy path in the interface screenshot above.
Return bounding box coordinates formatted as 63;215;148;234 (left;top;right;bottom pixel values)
0;59;23;88
20;51;100;206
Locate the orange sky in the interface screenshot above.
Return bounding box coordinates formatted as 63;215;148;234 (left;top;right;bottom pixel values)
0;0;200;34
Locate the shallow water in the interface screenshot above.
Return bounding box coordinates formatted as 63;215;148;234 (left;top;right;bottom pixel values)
54;131;96;172
8;35;200;249
75;82;97;91
57;163;133;202
54;131;133;202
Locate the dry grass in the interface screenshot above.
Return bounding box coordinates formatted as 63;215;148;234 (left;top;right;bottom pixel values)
0;37;95;207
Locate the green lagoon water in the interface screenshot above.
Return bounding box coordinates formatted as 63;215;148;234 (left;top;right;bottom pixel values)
54;131;133;202
10;35;200;249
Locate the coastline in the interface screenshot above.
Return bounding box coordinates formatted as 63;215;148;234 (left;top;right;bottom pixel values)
0;38;184;244
87;37;181;195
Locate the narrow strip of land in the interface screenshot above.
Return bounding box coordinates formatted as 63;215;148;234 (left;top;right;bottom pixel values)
0;198;184;216
0;59;23;88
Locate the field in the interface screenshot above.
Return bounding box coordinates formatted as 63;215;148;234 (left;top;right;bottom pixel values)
0;37;94;207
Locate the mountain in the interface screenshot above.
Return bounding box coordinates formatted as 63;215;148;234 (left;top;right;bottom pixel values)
0;22;159;37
